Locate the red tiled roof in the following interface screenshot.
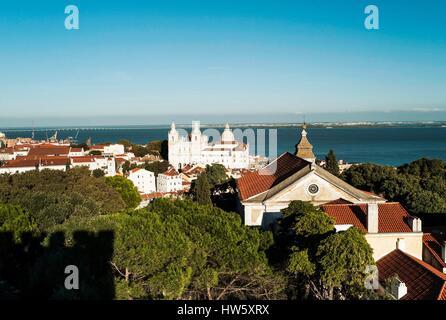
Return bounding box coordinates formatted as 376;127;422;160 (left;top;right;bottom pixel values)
14;144;32;149
237;152;310;201
142;192;164;200
377;249;446;300
69;147;83;152
142;191;184;199
40;158;69;166
71;156;97;163
324;198;354;205
321;202;413;233
423;233;446;268
28;146;69;157
439;283;446;300
89;144;108;150
1;159;39;168
182;165;205;175
163;168;180;176
181;164;193;172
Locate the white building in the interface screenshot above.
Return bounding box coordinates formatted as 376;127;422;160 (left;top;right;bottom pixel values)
0;159;38;174
0;149;15;161
168;121;249;170
0;132;6;148
157;168;182;193
71;156;97;171
13;147;29;158
95;157;116;177
237;126;386;229
70;156;116;176
68;147;86;157
103;144;125;157
39;158;68;171
128;168;156;194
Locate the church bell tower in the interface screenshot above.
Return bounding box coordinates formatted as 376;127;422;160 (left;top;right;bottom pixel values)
295;123;316;163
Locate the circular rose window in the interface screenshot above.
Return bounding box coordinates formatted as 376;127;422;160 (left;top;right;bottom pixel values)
308;184;319;195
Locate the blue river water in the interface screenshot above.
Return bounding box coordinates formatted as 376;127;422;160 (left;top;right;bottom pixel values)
2;126;446;166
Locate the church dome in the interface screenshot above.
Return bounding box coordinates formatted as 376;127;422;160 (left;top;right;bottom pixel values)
221;123;235;143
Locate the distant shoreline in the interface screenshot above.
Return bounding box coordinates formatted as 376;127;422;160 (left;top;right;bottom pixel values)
2;121;446;131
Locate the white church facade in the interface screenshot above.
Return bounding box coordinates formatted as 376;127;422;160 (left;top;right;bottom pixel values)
168;121;249;170
236;125;425;264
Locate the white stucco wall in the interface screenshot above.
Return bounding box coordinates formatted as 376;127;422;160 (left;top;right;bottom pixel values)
365;232;423;261
128;169;156;194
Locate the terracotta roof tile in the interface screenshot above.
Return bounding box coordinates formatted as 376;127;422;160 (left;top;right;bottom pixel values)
71;156;98;163
181;164;193;172
27;146;70;157
142;192;164;200
1;159;39;168
237;152;310;201
321;202;413;233
163;168;180;176
377;249;446;300
324;198;354;205
439;283;446;300
40;158;69;166
184;166;205;175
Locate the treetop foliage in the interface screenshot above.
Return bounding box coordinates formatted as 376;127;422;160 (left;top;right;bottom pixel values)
342;158;446;219
105;176;141;209
325;149;340;177
0;203;37;241
0;168;126;231
118;139;168;159
276;201;375;300
194;172;212;206
205;164;229;188
56;199;284;300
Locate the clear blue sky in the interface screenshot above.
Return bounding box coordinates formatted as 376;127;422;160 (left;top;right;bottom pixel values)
0;0;445;125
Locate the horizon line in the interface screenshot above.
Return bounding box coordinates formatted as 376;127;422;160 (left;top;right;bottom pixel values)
2;120;446;130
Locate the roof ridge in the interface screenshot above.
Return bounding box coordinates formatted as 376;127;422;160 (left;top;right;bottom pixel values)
259;152;292;172
322;203;361;207
322;202;403;207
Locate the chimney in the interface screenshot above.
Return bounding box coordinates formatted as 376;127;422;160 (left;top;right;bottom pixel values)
367;202;379;233
390;277;407;300
408;216;422;232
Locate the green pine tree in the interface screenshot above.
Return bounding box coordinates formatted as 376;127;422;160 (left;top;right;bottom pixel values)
195;172;212;205
325;149;340;176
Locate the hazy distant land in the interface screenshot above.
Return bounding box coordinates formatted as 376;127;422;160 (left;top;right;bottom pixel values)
2;121;446;132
